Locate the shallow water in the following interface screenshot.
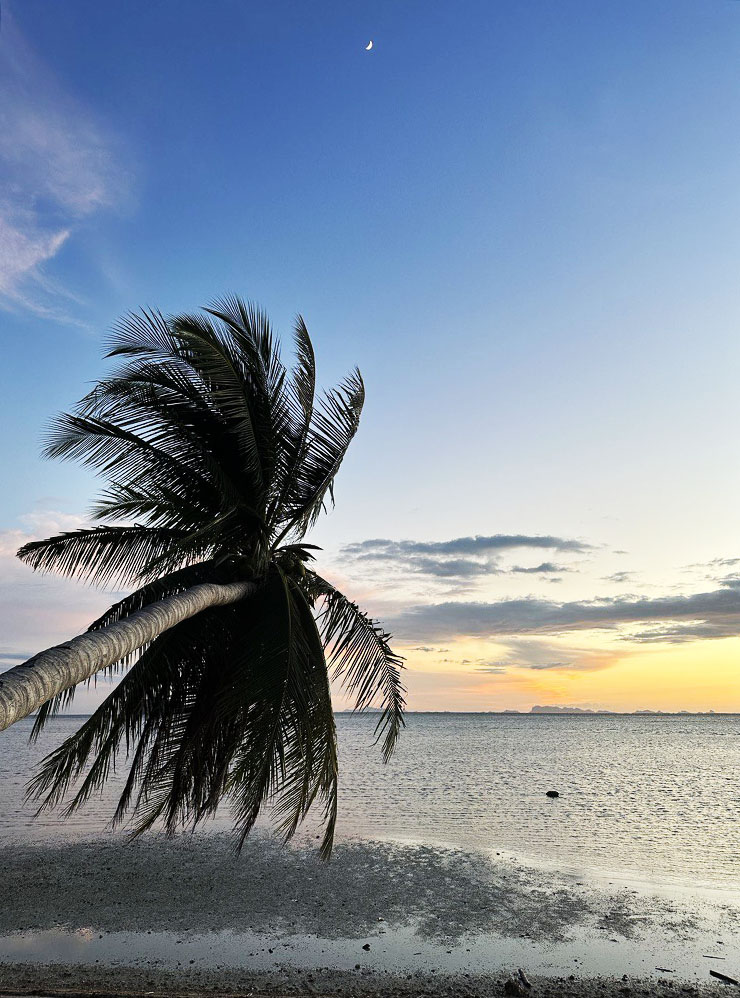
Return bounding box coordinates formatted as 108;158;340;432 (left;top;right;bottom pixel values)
0;833;736;983
0;921;722;982
1;712;738;888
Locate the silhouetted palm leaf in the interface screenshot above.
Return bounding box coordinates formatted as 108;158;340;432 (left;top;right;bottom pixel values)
18;298;404;854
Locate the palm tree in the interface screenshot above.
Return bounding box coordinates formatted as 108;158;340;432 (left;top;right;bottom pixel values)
0;298;405;856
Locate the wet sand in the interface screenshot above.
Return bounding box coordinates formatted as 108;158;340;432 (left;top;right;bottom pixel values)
0;965;723;998
0;833;736;998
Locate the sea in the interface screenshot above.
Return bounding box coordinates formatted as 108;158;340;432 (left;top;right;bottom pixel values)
1;711;738;889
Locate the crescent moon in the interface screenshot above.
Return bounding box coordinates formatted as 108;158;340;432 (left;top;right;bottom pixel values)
365;40;373;50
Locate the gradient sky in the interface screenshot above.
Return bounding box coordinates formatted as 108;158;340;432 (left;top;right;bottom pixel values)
2;0;740;712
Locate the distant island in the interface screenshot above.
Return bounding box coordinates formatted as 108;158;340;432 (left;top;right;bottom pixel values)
528;705;717;715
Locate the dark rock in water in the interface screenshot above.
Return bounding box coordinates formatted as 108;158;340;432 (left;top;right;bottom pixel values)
546;790;560;798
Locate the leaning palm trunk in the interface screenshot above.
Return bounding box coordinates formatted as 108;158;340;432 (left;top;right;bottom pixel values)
0;581;254;732
1;298;405;854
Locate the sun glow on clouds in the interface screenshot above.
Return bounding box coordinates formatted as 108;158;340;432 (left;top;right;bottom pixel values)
326;531;740;712
3;514;739;714
390;634;740;713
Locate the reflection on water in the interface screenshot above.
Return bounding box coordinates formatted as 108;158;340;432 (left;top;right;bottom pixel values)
1;712;738;886
0;921;724;981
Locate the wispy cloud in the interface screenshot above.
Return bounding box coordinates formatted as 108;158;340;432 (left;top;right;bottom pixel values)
0;11;128;318
602;571;634;585
344;535;591;557
468;637;618;675
341;534;589;583
511;561;568;575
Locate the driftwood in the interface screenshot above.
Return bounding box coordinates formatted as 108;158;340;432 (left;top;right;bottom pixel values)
709;970;740;987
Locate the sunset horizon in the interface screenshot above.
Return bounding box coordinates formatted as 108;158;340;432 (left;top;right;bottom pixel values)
2;3;739;993
4;3;740;718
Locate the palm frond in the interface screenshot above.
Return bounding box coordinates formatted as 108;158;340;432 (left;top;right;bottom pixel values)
279;369;365;537
307;571;405;761
104;308;282;520
171;312;268;493
17;526;189;588
223;566;337;853
28;568;339;853
271;578;337;857
19;297;400;858
45;412;198;490
105;308;180;360
268;316;316;524
75;367;262;525
201;298;293;513
27;610;198;816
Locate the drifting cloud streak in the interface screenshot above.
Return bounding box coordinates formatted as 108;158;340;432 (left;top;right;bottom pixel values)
390;586;740;643
464;636;619;676
511;562;567;575
0;13;127;317
344;535;591;557
342;534;589;582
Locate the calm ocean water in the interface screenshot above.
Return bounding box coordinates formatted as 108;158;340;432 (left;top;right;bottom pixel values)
1;712;738;887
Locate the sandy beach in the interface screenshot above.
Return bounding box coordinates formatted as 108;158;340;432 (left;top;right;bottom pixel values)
0;833;736;998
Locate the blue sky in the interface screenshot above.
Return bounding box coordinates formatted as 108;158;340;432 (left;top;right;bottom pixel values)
3;0;740;710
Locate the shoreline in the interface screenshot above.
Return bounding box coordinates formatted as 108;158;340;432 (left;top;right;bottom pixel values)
0;967;722;998
0;833;737;996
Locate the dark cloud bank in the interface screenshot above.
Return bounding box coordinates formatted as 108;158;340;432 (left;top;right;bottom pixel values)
389;585;740;643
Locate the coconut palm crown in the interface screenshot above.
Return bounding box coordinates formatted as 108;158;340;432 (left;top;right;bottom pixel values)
15;298;405;857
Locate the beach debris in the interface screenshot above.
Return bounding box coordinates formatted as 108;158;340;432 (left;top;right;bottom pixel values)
710;971;740;986
518;968;532;988
545;790;560;798
656;967;676;973
504;977;528;997
362;943;371;950
704;955;727;960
